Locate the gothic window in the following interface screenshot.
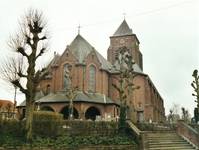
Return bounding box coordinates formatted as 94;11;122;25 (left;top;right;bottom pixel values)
63;63;72;90
88;65;96;92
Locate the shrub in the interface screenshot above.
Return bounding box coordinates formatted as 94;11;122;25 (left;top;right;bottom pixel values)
0;119;25;146
33;111;63;137
0;119;24;137
61;120;118;136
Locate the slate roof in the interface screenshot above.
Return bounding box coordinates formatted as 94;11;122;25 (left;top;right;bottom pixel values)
95;50;112;71
69;34;93;64
49;53;60;66
42;53;60;79
17;91;119;107
68;34;113;72
47;53;60;68
36;91;117;104
113;19;133;37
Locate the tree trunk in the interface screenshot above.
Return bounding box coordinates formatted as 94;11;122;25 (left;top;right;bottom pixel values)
69;99;73;120
25;100;34;142
119;105;127;134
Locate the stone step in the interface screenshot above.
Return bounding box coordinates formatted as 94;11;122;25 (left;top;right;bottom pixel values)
149;147;196;150
149;141;190;145
147;137;182;140
147;133;178;136
145;131;196;150
147;134;181;138
147;135;180;139
146;133;176;135
148;141;186;145
146;130;175;133
147;135;179;137
149;143;193;148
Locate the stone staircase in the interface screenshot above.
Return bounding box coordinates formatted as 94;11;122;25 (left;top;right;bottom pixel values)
145;131;197;150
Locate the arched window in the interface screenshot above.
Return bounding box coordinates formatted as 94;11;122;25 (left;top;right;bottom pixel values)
88;65;96;92
63;63;72;90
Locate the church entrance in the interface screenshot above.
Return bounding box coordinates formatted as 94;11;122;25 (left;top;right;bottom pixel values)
85;107;101;121
60;106;79;119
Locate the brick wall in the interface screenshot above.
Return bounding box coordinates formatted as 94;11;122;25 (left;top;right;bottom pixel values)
108;35;142;69
177;120;199;147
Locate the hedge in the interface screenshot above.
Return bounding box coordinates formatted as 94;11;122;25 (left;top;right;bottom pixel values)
33;111;63;137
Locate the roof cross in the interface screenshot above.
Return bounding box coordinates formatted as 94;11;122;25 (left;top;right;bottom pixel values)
78;24;81;34
123;12;126;20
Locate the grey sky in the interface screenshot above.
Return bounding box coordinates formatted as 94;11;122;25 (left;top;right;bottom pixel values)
0;0;198;115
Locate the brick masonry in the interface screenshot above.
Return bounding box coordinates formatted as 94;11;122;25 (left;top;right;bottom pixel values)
17;20;165;123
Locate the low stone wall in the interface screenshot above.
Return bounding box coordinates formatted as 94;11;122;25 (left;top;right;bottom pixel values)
177;120;199;147
0;145;137;150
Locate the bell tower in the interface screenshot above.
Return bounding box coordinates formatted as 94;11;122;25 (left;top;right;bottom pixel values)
107;19;143;70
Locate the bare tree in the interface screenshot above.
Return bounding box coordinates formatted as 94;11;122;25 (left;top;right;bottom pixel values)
168;109;174;123
1;9;48;142
181;107;190;123
112;47;139;131
64;65;78;120
168;103;180;123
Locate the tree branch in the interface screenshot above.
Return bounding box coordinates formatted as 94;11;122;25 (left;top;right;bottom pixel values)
112;83;121;93
12;79;27;94
36;47;46;59
17;47;28;58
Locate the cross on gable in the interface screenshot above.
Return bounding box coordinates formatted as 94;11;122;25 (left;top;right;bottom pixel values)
123;12;126;20
78;24;81;34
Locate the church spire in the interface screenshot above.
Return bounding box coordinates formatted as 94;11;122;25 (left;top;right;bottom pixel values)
113;19;132;37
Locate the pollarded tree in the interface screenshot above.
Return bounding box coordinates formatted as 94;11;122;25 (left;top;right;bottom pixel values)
64;64;78;120
191;69;199;122
112;47;139;132
1;9;48;142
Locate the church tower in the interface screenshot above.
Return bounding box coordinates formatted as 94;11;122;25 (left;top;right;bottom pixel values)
107;20;143;70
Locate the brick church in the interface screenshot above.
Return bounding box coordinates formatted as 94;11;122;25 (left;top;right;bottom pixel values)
18;19;165;123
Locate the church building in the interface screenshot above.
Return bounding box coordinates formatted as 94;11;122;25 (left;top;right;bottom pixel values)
17;20;165;123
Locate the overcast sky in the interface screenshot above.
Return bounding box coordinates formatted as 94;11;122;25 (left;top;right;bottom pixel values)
0;0;198;115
